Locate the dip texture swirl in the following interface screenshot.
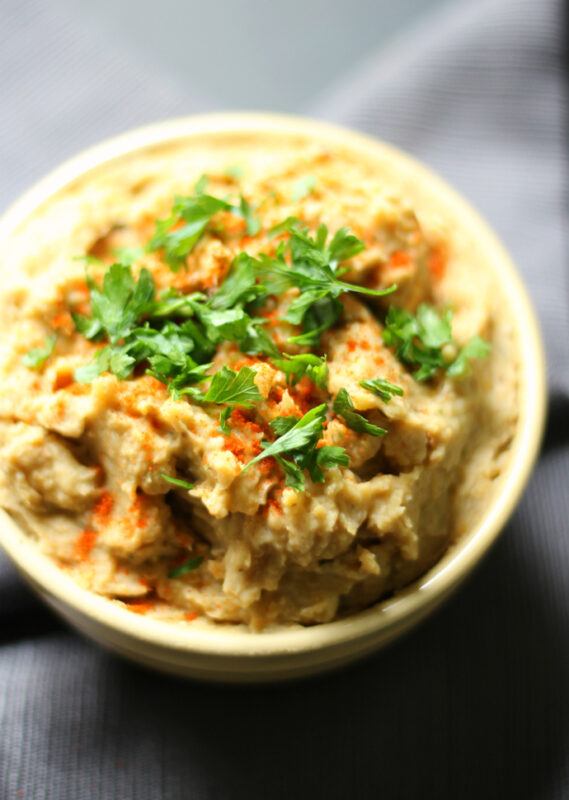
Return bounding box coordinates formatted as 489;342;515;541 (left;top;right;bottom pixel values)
0;140;517;629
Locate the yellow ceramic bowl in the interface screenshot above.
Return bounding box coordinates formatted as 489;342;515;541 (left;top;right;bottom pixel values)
0;113;546;683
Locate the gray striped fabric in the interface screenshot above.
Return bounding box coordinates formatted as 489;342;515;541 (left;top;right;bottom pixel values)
1;1;567;798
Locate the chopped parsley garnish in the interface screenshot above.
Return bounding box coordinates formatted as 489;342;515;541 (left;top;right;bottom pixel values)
235;195;261;236
73;263;155;345
202;365;262;406
112;245;144;265
194;174;209;194
257;219;396;345
73;308;215;393
185;366;264;429
271;353;328;389
23;334;56;368
186;297;279;358
243;404;326;476
269;416;300;436
208;253;266;311
333;388;387;437
135;324;213;395
168;556;203;579
147;189;261;271
147;194;231;272
359;378;403;402
446;335;491;377
275;445;350;492
69;256;280;391
74;346;112;383
382;304;490;381
218;406;233;434
225;165;244;181
160;474;195;490
27;180;491;495
273;443;350;491
291;175;316;202
243;405;349;490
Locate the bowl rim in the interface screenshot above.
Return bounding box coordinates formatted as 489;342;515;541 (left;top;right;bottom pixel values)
0;111;547;658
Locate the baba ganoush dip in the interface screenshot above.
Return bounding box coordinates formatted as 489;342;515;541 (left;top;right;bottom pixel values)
0;135;518;630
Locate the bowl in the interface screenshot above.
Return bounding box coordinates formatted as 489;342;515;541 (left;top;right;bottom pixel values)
0;112;546;683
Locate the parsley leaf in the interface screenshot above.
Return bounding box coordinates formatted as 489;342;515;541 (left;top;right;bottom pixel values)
176;318;217;363
416;304;453;348
313;445;350;470
274;455;306;491
291;176;316;202
359;378;404;402
72;256;279;390
225;165;244;180
304;445;351;485
268;215;302;238
72;312;104;340
333;388;387;436
238;319;281;358
235;196;261;236
187;301;251;343
203;366;262;407
273;441;349;491
112;246;144;265
383;304;490;381
148;188;263;272
147;354;212;400
269;416;301;436
105;320;213;394
160;474;195;490
258;220;395;343
147;194;231;271
194;174;209;195
187;294;279;358
23;334;56;368
74;345;111;383
286;296;343;347
446;335;492;378
73;273;217;392
219;406;233;434
243;404;328;472
109;346;137;380
209;253;266;310
79;264;156;345
168;556;203;579
326;227;367;269
271;353;328;389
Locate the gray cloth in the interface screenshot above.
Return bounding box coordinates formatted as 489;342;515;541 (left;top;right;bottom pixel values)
1;0;568;797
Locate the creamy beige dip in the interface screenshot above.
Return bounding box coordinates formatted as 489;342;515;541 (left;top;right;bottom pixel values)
0;136;518;630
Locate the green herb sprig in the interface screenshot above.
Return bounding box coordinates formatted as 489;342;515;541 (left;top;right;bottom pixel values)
168;556;203;579
147;188;261;271
242;404;349;491
359;378;403;402
160;474;195;491
254;219;396;346
382;304;490;381
333;389;387;437
23;334;57;369
271;353;328;389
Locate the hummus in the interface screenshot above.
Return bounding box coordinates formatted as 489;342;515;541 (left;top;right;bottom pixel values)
0;136;518;630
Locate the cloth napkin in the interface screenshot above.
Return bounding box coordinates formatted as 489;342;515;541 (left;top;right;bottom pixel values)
1;0;567;798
